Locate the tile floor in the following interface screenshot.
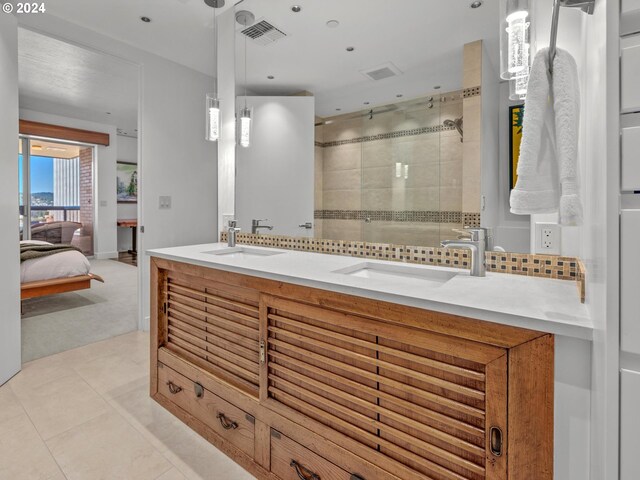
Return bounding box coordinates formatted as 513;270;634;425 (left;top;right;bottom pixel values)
0;331;256;480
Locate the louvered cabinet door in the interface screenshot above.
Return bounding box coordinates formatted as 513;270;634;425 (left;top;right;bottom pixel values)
260;296;508;480
161;270;261;397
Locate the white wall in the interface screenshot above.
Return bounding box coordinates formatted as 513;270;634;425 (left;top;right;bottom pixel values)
0;13;21;385
19;109;119;259
235;96;315;237
116;135;138;252
18;14;219;330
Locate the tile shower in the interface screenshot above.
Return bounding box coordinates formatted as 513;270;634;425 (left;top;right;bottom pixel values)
314;91;477;247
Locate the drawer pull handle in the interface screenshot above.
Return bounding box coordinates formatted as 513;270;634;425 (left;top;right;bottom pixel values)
216;413;238;430
290;460;320;480
166;381;182;395
194;382;204;399
490;426;503;457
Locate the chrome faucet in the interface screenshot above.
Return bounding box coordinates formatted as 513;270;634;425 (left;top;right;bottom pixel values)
441;227;487;277
251;219;273;235
227;220;241;247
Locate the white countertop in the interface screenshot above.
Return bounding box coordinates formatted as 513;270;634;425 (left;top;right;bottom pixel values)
148;243;593;340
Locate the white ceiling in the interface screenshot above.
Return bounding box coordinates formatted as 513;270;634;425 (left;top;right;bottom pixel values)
18;28;139;135
20;0;499;121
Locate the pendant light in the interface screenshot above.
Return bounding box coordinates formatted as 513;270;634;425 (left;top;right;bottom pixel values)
499;0;533;99
236;10;255;148
204;0;225;142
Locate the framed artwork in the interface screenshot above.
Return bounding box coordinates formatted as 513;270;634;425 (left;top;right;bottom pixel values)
509;104;525;190
116;161;138;204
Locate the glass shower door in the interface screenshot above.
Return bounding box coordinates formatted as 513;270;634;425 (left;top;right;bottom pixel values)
361;96;442;248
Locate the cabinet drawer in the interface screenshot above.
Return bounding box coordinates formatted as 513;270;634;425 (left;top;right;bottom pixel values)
158;364;255;457
621;210;640;355
622;35;640;113
622;117;640;191
271;430;365;480
621;369;640;480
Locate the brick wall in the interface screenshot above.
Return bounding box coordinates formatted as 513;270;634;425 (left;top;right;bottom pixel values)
78;147;94;255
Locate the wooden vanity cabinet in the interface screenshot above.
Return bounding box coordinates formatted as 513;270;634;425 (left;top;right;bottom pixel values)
150;258;554;480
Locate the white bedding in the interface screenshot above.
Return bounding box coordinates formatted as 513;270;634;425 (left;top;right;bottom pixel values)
20;241;91;283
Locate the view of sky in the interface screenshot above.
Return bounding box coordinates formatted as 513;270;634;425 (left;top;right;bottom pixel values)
18;154;54;194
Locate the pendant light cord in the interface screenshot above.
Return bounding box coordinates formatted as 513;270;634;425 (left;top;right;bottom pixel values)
244;30;248;108
213;6;218;96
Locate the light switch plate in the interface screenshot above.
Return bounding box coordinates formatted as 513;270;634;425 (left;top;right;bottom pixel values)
159;196;172;209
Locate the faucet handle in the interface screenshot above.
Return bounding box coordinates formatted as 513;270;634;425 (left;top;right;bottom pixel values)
464;226;487;241
228;220;237;229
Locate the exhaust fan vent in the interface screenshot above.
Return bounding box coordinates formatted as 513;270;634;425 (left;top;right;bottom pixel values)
241;20;288;46
361;62;403;81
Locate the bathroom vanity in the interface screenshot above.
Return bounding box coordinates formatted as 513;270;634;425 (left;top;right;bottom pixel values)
148;244;591;480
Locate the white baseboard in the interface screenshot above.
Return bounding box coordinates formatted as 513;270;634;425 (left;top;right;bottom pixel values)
95;251;118;260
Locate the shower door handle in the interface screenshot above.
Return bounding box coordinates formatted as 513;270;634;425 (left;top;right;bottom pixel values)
298;222;313;229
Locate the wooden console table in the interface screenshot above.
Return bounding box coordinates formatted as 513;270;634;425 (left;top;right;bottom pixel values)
117;219;137;255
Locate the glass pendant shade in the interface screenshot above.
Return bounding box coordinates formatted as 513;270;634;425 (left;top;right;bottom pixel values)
509;74;529;101
206;95;220;142
500;0;532;80
239;107;252;148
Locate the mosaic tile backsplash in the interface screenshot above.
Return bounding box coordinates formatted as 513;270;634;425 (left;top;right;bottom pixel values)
219;232;586;303
314;210;481;227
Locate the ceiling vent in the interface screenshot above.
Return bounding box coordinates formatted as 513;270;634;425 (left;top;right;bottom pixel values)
241;19;288;46
361;62;403;81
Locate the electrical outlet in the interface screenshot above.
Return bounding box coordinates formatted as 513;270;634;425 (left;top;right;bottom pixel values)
535;223;560;255
159;196;172;210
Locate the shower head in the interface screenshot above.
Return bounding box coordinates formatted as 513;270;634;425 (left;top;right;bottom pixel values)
443;117;463;142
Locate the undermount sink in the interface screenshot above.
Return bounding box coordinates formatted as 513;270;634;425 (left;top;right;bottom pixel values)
201;246;285;259
333;262;458;288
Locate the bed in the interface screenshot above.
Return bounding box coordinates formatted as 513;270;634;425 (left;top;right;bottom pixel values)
20;241;104;300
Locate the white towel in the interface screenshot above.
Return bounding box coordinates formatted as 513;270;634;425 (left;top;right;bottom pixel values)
510;47;583;226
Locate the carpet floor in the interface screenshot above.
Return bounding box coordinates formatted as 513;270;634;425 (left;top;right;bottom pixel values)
21;259;139;363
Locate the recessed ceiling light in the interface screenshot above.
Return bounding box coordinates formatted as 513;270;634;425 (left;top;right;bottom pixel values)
291;5;302;13
346;46;355;52
267;75;275;80
326;20;340;28
364;101;370;105
396;94;403;98
140;16;151;23
336;108;342;111
106;112;112;115
434;85;441;90
470;1;483;8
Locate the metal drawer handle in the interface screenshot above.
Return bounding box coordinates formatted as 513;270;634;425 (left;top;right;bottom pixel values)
166;381;182;395
216;413;238;430
290;460;320;480
490;426;503;457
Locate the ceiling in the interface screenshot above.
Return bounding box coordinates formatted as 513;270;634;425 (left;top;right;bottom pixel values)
18;28;139;136
36;0;499;118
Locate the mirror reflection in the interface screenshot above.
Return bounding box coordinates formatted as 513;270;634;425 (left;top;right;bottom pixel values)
233;0;529;253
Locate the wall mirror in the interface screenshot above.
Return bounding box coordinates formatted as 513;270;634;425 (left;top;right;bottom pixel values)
232;0;531;253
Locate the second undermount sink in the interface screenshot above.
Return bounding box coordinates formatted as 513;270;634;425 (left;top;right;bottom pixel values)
333;262;458;288
202;246;285;259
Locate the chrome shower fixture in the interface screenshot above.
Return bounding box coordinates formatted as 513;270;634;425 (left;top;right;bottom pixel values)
443;117;464;142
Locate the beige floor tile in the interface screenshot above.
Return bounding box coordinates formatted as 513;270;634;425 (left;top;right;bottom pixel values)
9;355;76;392
74;350;149;399
0;413;65;480
12;372;110;440
0;383;25;424
161;426;255;480
47;411;172;480
108;383;191;454
156;468;187;480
